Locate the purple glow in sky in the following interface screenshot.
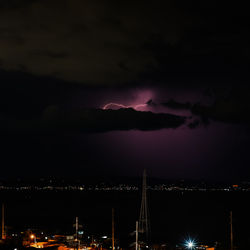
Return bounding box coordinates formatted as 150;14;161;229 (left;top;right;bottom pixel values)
36;85;249;181
99;87;194;116
67;122;249;180
71;85;211;114
101;89;154;111
73;121;249;180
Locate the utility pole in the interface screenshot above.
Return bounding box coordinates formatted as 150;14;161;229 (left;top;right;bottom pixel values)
230;211;233;250
112;208;115;250
136;221;139;250
74;216;80;250
1;203;6;240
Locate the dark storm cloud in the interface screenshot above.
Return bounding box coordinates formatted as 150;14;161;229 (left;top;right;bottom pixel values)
0;1;249;86
0;0;38;9
0;0;201;85
29;50;69;59
161;85;250;124
191;100;250;124
1;107;186;133
161;99;192;110
1;1;250;128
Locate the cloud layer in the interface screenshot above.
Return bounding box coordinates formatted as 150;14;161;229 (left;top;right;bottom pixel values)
0;1;193;84
1;1;249;85
1;107;186;133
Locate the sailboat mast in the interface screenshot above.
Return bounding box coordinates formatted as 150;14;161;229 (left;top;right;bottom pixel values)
1;203;5;240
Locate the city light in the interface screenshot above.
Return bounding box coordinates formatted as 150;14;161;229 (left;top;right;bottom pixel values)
30;234;37;243
185;239;196;249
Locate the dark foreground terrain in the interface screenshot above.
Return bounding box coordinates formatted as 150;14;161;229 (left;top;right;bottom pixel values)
1;189;250;249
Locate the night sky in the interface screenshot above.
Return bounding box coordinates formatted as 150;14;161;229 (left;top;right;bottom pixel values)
1;1;250;181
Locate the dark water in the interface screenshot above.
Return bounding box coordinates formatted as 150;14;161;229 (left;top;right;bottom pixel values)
1;190;250;249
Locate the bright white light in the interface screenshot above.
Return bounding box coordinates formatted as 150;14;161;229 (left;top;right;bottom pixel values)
185;239;196;249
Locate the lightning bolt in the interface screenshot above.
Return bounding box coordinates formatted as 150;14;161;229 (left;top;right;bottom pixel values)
134;103;147;109
102;103;129;110
102;102;147;110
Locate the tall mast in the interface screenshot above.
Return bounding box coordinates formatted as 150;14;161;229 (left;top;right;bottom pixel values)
112;208;115;250
230;211;233;250
139;169;150;241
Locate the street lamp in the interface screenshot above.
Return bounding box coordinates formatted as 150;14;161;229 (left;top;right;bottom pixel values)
185;239;196;249
30;234;37;243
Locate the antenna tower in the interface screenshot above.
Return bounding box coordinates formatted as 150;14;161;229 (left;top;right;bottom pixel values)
139;169;150;242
